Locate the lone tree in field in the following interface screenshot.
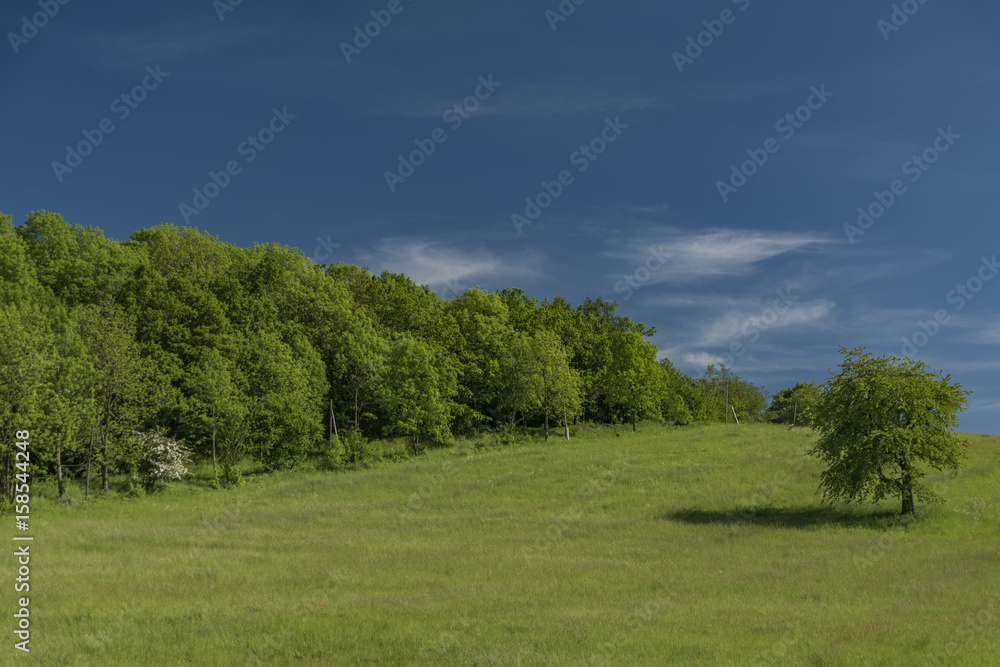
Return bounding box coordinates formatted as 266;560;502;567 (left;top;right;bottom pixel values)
810;347;970;515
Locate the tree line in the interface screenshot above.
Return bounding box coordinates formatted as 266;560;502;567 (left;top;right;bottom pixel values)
0;211;770;501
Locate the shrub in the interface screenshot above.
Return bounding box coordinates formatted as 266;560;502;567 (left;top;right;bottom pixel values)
135;429;191;492
213;463;244;490
343;430;380;467
492;424;531;447
123;476;146;498
320;435;346;471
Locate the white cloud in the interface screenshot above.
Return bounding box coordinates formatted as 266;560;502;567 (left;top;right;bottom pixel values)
629;203;671;215
968;397;1000;414
356;239;543;293
963;323;1000;345
682;352;727;368
697;300;836;347
605;228;828;283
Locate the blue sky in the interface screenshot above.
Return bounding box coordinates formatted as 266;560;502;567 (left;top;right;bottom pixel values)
3;0;998;433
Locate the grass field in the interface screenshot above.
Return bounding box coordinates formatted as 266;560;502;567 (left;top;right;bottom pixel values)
6;423;1000;665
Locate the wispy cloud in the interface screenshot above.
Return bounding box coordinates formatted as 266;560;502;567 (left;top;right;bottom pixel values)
605;228;829;283
88;22;265;66
681;352;727;368
965;323;1000;345
629;203;671;215
356;239;544;293
370;79;791;120
696;300;836;348
969;397;1000;414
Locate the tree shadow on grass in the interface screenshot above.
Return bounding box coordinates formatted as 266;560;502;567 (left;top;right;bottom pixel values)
666;505;904;530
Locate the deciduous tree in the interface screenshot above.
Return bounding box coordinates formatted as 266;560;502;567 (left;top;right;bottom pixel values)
809;347;970;515
381;336;455;454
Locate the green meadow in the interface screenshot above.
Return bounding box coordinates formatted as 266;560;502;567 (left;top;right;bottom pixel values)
8;423;1000;665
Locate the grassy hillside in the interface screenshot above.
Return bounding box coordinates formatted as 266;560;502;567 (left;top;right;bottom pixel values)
7;423;1000;665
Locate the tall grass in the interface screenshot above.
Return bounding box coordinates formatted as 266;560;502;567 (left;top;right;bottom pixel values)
5;423;998;665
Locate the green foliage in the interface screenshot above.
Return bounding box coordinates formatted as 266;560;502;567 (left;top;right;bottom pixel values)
1;210;790;498
768;382;822;426
320;435;346;471
693;365;768;423
342;429;379;467
0;213;34;284
448;288;512;429
496;333;542;427
662;392;693;426
181;348;249;479
604;331;662;430
123;476;146;498
381;336;455;454
215;463;244;489
809;346;971;515
491;424;533;447
79;300;155;494
241;329;327;470
321;431;380;470
0;297;52;499
532;330;584;440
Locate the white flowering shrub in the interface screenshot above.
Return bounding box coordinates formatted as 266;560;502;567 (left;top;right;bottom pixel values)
136;429;192;489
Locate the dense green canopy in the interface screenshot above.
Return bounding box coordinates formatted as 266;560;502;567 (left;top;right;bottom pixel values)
0;211;767;500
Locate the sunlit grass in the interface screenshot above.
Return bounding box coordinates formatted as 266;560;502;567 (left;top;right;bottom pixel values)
6;423;999;665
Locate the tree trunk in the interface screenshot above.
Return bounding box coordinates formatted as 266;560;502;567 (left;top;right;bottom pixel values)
212;425;218;481
354;387;360;431
101;433;109;496
901;487;915;515
412;434;418;456
725;383;729;424
564;409;570;441
56;444;65;500
86;426;94;500
544;409;549;442
900;463;915;515
632;411;637;432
